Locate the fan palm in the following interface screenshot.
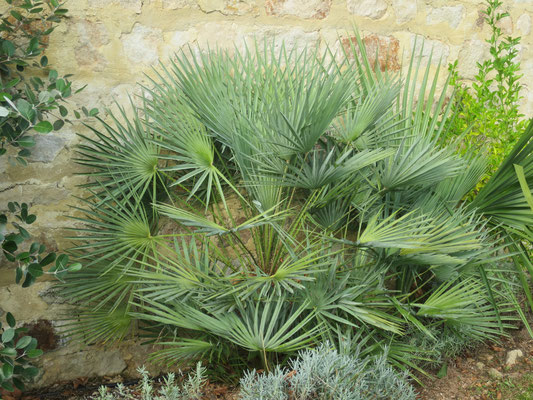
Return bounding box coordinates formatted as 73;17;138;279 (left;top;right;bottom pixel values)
60;32;533;376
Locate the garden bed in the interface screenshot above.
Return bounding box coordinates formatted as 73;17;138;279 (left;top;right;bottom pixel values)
418;325;533;399
3;322;533;400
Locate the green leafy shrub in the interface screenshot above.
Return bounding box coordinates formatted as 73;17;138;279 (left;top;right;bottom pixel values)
91;363;206;400
0;203;79;392
239;344;415;400
1;202;80;286
445;0;527;174
0;0;95;165
61;32;533;381
0;0;87;393
0;312;42;393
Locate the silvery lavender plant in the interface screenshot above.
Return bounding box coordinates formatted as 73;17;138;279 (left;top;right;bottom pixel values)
239;344;416;400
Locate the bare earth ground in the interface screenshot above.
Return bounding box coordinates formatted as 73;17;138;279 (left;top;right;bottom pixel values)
4;325;533;400
418;325;533;400
1;377;239;399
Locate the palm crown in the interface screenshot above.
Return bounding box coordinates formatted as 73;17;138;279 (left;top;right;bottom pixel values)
61;33;533;375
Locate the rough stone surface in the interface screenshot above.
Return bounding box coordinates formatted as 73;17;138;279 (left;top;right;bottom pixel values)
497;15;513;34
347;0;388;19
0;181;70;206
341;34;400;71
76;20;110;48
28;135;66;163
75;20;110;71
161;0;197;8
163;28;198;59
488;367;504;379
426;5;465;29
198;0;257;15
392;0;417;24
37;348;127;387
411;36;450;64
261;27;321;53
121;23;162;65
0;283;55;322
517;13;531;35
457;39;490;79
505;349;524;367
88;0;143;13
195;21;242;49
266;0;331;19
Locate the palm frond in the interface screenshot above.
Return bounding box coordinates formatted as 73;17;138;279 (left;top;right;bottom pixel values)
470;120;533;230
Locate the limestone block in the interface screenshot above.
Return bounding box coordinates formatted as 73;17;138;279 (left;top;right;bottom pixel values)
411;36;450;65
196;21;241;49
0;180;70;206
392;0;417;24
163;28;198;60
341;34;401;72
119;342;169;377
88;0;143;14
109;83;140;106
521;85;533;116
488;367;503;379
517;13;532;35
0;155;7;176
28;135;66;163
256;27;321;53
426;5;465;29
161;0;197;8
37;347;127;387
505;349;524;367
457;39;490;79
122;23;163;66
347;0;388;20
497;14;513;34
514;0;533;2
199;0;257;15
75;20;110;71
0;283;53;322
77;20;110;48
266;0;332;19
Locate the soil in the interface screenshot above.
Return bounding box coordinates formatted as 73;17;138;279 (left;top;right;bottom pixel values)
4;325;533;400
417;325;533;399
1;376;238;400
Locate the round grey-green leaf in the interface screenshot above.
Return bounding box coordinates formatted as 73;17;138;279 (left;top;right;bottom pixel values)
33;121;53;134
15;335;32;349
38;91;51;103
2;363;13;379
0;347;16;357
0;106;9;117
26;349;43;358
23;367;40;378
2;40;15;57
6;312;15;328
2;328;15;343
67;262;82;272
18;136;35;148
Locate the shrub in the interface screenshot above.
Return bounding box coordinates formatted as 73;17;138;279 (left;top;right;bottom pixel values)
0;0;87;392
61;31;533;381
0;311;42;392
1;203;79;394
0;0;91;164
91;363;206;400
239;344;416;400
445;0;526;174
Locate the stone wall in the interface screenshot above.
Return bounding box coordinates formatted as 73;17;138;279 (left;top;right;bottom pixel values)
1;0;533;386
